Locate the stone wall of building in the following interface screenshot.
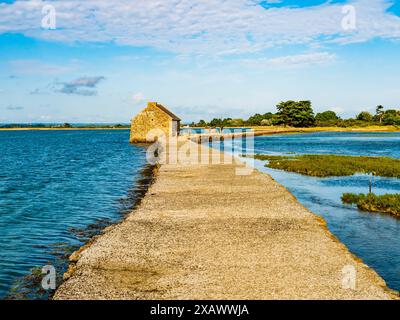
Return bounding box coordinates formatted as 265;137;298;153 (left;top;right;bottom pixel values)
130;102;173;143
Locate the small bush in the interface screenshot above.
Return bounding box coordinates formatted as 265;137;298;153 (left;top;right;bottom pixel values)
341;193;365;204
342;193;400;216
252;154;400;178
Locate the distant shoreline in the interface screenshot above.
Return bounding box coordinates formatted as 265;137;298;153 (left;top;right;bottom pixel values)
249;125;400;133
1;125;398;132
187;125;400;137
0;127;130;131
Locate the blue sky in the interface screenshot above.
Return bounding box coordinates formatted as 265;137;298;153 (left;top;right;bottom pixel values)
0;0;400;123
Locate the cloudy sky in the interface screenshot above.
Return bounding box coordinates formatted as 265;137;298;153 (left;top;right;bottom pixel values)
0;0;400;123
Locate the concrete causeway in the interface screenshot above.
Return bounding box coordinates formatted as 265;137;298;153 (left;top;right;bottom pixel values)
54;142;396;300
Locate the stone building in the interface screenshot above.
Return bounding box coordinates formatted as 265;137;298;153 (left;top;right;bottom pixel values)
130;102;181;143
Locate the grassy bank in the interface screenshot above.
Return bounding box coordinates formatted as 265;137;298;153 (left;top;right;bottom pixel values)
250;125;400;133
342;193;400;216
251;154;400;178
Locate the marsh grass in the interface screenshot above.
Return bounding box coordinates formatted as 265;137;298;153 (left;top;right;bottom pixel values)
342;193;400;216
251;154;400;178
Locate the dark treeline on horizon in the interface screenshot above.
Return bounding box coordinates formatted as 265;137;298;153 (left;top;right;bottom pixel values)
0;123;131;129
189;101;400;128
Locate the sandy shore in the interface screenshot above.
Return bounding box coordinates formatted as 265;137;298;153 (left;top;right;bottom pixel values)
1;125;398;133
54;141;397;300
251;125;400;133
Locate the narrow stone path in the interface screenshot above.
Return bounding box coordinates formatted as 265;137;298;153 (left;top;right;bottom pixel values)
54;143;395;299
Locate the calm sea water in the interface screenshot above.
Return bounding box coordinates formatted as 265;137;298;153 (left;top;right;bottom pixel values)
223;131;400;292
1;130;399;297
0;130;147;298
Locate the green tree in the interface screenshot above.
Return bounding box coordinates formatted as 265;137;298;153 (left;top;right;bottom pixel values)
197;120;207;127
247;113;264;126
246;112;275;126
260;119;273;126
356;111;373;122
315;111;339;122
209;118;223;127
375;105;384;123
227;118;244;127
222;118;232;126
262;112;274;120
382;109;400;125
275;100;316;127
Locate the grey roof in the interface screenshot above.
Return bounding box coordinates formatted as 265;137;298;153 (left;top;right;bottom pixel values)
155;103;181;121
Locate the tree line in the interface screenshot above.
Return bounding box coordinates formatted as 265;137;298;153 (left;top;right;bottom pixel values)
189;101;400;128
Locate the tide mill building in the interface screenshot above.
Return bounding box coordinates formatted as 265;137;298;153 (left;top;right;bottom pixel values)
130;102;181;143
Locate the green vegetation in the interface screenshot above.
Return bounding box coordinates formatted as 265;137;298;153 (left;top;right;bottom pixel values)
274;100;315;127
189;101;399;129
5;241;77;299
382;109;400;125
356;111;373;122
315;110;339;122
246;112;276;126
342;193;400;216
315;110;342;127
193;113;278;128
251;153;400;216
375;105;384;123
251;154;400;178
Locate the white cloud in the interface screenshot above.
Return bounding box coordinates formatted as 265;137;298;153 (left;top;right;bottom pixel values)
39;115;53;121
133;92;145;104
6;105;24;111
8;59;76;75
243;52;337;68
0;0;399;54
56;76;105;96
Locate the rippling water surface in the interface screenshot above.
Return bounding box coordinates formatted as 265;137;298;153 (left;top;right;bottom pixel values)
0;130;147;298
223;131;400;292
1;130;399;297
